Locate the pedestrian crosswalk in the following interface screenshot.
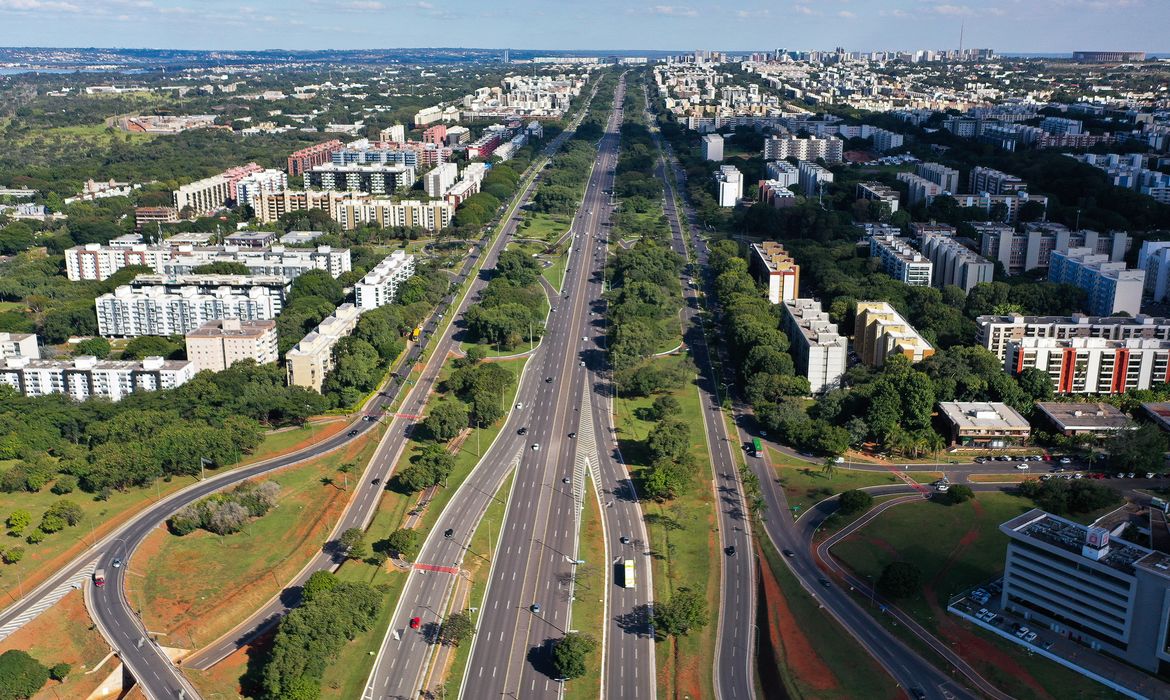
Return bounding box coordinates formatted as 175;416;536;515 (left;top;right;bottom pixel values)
0;560;96;643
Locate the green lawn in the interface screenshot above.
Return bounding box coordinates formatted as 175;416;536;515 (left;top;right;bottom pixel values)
758;535;900;699
316;565;410;699
541;247;569;291
517;211;572;243
247;420;347;461
614;354;717;700
442;470;515;697
828;492;1124;700
769;446;941;509
564;475;605;700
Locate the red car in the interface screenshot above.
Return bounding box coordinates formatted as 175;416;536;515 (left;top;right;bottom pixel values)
409;616;421;630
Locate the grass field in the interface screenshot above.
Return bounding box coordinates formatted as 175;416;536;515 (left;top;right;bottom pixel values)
442;470;515;697
0;589;111;700
246;418;349;462
769;446;941;507
129;425;386;649
829;492;1123;700
757;535;901;699
614;354;717;700
564;475;606;700
13;122;156;148
542;247;569;291
518;211;572;243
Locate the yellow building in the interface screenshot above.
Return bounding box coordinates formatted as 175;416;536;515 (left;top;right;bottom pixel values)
853;301;935;367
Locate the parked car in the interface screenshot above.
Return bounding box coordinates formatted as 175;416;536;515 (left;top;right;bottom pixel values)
1024;631;1038;643
1016;463;1030;470
1059;457;1072;465
1015;626;1030;639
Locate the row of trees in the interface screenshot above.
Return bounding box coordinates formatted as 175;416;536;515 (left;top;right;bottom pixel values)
463;249;546;350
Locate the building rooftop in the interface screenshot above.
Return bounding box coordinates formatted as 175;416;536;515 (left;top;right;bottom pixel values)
1003;509;1162;578
185;318;276;339
224;231;278;243
1035;402;1135;433
750;241;798;274
0;355;189;372
978;313;1170;327
938;401;1031;432
1142;403;1170;433
783;299;846;348
132;273;289;288
279;230;328;245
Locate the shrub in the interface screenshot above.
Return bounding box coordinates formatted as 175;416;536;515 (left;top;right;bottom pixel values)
837;489;873;516
877;561;921;599
48;662;71;681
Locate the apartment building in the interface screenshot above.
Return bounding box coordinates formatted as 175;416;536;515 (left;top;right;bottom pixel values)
969;166;1027;195
765;160;799;188
920;234;994;294
871;128;904;153
65;243;172;281
1038;116;1083;135
701;133;724;161
1048;247;1144;316
286;303;362;392
758;180;796;208
424;163;459;198
1006;336;1170;394
128;273;289;312
916;162;960;194
185;318;278;373
937;401;1032;447
305;163;416;194
354;250;416;310
96;284;280;338
0;332;39;360
798;161;833;197
853;301;935;367
162;245;352;281
856;182;901;214
763;134;844;164
976;223;1128;275
234;169;288;209
716;165;743;207
224;231;279;248
781;299;847;393
869;234;933;286
748;242;800;304
379;125;406;143
951;192;1049;225
255;190;355;225
0;355;195;401
335;199;453;232
287;140;344;176
999;509;1170;674
897;172;943;207
134;206;179;229
977;313;1170;361
332;147;419;169
1137;241;1170;302
173;174;231;216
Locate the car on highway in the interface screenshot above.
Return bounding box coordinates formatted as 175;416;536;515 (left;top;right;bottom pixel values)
532;443;540;451
620;535;630;545
444;528;454;539
545;377;554;383
1016;463;1030;470
819;578;831;589
371;478;381;485
568;432;576;439
910;689;927;700
515;402;523;410
112;558;122;568
725;545;736;556
782;549;795;558
579;361;585;366
1059;456;1072;464
518;427;528;435
348;429;359;437
410;616;421;630
530;603;541;613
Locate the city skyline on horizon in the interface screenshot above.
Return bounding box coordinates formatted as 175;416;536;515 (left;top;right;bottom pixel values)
0;0;1165;54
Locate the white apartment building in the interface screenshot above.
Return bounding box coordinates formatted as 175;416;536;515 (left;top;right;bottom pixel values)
0;355;195;401
897;172;943;207
869;235;932;286
185;319;279;374
96;285;280;338
916;162;960;194
1048;247;1145;317
763;134;844;163
336;199;453;231
286;303;362;392
234;169;287;209
129;273;289;313
976;313;1170;361
380;124;406;143
173;174;230;216
749;242;800;304
1137;240;1170;302
951;192;1049;225
920;234;994;294
0;332;40;360
765;160;799;188
163;245;352;281
354;250;416;310
424;163;459;198
1006;336;1170;395
969;166;1027;195
856;182;901;214
701;133;724;161
716;165;743;207
976;223;1127;274
66;243;171;281
781;299;847;393
798;161;834;197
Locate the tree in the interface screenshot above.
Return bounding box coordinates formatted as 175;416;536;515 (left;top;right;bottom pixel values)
946;484;975;504
290;269;344;304
2;546;24;564
5;510;31;535
0;649;49;700
48;663;70;682
646;419;689;463
650;395;681;420
438;610;475;647
652;587;708;637
837;489;873;516
122;335;183;360
385;527;421;560
302;570;339;602
1107;424;1168;475
74;337;111;359
551;632;597;680
1017;367;1054;401
424;400;469;442
877;561;921;599
339;527;368;560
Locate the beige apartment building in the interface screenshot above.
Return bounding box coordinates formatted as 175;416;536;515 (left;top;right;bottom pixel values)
853;301;935;367
185;319;279;374
285;304;362;392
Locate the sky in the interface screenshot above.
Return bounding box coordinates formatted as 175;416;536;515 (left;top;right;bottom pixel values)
0;0;1165;54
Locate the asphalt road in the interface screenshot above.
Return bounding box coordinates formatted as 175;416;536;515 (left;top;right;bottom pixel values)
357;81;646;700
0;92;595;700
654;124;979;700
647;88;756;700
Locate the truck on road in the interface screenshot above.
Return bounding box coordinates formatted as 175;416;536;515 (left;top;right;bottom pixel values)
93;569;106;587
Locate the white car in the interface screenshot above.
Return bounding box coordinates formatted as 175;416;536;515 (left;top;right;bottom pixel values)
531;443;540;451
1024;631;1038;643
1016;463;1030;470
515;403;523;410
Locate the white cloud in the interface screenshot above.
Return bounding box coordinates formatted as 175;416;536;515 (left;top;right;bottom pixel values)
837;9;856;18
0;0;83;11
650;4;698;16
927;3;976;15
792;4;819;16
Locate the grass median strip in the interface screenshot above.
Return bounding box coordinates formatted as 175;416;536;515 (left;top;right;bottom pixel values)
563;473;605;700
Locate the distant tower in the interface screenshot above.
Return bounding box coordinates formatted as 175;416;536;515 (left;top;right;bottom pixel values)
503;48;510;64
958;20;965;58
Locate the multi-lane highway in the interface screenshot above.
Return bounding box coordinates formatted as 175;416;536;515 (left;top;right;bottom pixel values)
359;79;649;700
645;83;756;700
0;85;598;700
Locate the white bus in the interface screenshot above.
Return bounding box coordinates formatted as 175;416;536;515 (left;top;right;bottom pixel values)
623;559;636;589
